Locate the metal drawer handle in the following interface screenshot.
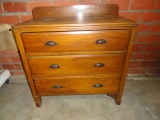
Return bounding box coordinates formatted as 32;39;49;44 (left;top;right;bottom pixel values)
53;84;63;89
95;39;106;44
94;63;105;67
45;41;58;46
93;84;103;88
49;64;60;69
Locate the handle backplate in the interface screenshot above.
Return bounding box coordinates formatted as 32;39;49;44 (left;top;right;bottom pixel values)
93;84;103;88
94;63;105;67
53;84;63;89
95;39;107;44
45;41;58;46
49;64;60;69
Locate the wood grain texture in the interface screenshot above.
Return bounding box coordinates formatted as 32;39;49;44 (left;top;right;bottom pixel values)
34;75;120;95
21;30;130;53
12;5;136;30
12;4;137;107
117;27;137;102
12;30;42;107
27;54;124;77
32;4;119;19
25;50;126;56
12;16;137;30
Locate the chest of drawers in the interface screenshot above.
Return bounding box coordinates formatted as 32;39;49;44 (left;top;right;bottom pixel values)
12;4;137;107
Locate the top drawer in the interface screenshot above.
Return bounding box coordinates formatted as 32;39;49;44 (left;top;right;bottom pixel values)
21;30;130;53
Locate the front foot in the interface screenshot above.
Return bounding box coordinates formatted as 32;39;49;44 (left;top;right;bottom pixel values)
107;94;121;105
33;96;42;108
36;102;42;108
115;98;121;105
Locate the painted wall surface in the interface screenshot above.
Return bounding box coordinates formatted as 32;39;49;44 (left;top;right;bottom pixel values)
0;0;160;76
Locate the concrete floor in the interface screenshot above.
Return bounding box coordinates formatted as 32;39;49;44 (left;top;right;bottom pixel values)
0;77;160;120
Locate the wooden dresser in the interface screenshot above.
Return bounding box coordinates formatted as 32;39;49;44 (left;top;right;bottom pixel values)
12;4;137;107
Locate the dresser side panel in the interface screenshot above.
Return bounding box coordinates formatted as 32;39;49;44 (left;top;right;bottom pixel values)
12;30;42;107
118;27;137;100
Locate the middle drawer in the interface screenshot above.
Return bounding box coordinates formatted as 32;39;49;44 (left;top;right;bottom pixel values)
27;54;124;77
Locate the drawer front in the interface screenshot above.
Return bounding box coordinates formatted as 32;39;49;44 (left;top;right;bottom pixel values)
21;30;130;53
28;54;124;77
34;75;120;95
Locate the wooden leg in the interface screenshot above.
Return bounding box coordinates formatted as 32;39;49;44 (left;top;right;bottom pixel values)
33;96;42;108
36;103;42;108
107;93;121;105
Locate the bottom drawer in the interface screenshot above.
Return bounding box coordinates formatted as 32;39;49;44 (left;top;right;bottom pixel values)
34;75;120;96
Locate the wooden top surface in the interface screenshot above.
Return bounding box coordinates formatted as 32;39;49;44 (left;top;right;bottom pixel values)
12;16;137;29
12;5;137;30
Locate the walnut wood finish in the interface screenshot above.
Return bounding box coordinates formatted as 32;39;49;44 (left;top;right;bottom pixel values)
12;5;137;107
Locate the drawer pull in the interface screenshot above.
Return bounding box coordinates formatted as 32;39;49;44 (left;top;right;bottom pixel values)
53;84;63;89
49;64;60;69
94;63;105;67
45;41;58;46
95;39;106;44
93;84;103;88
